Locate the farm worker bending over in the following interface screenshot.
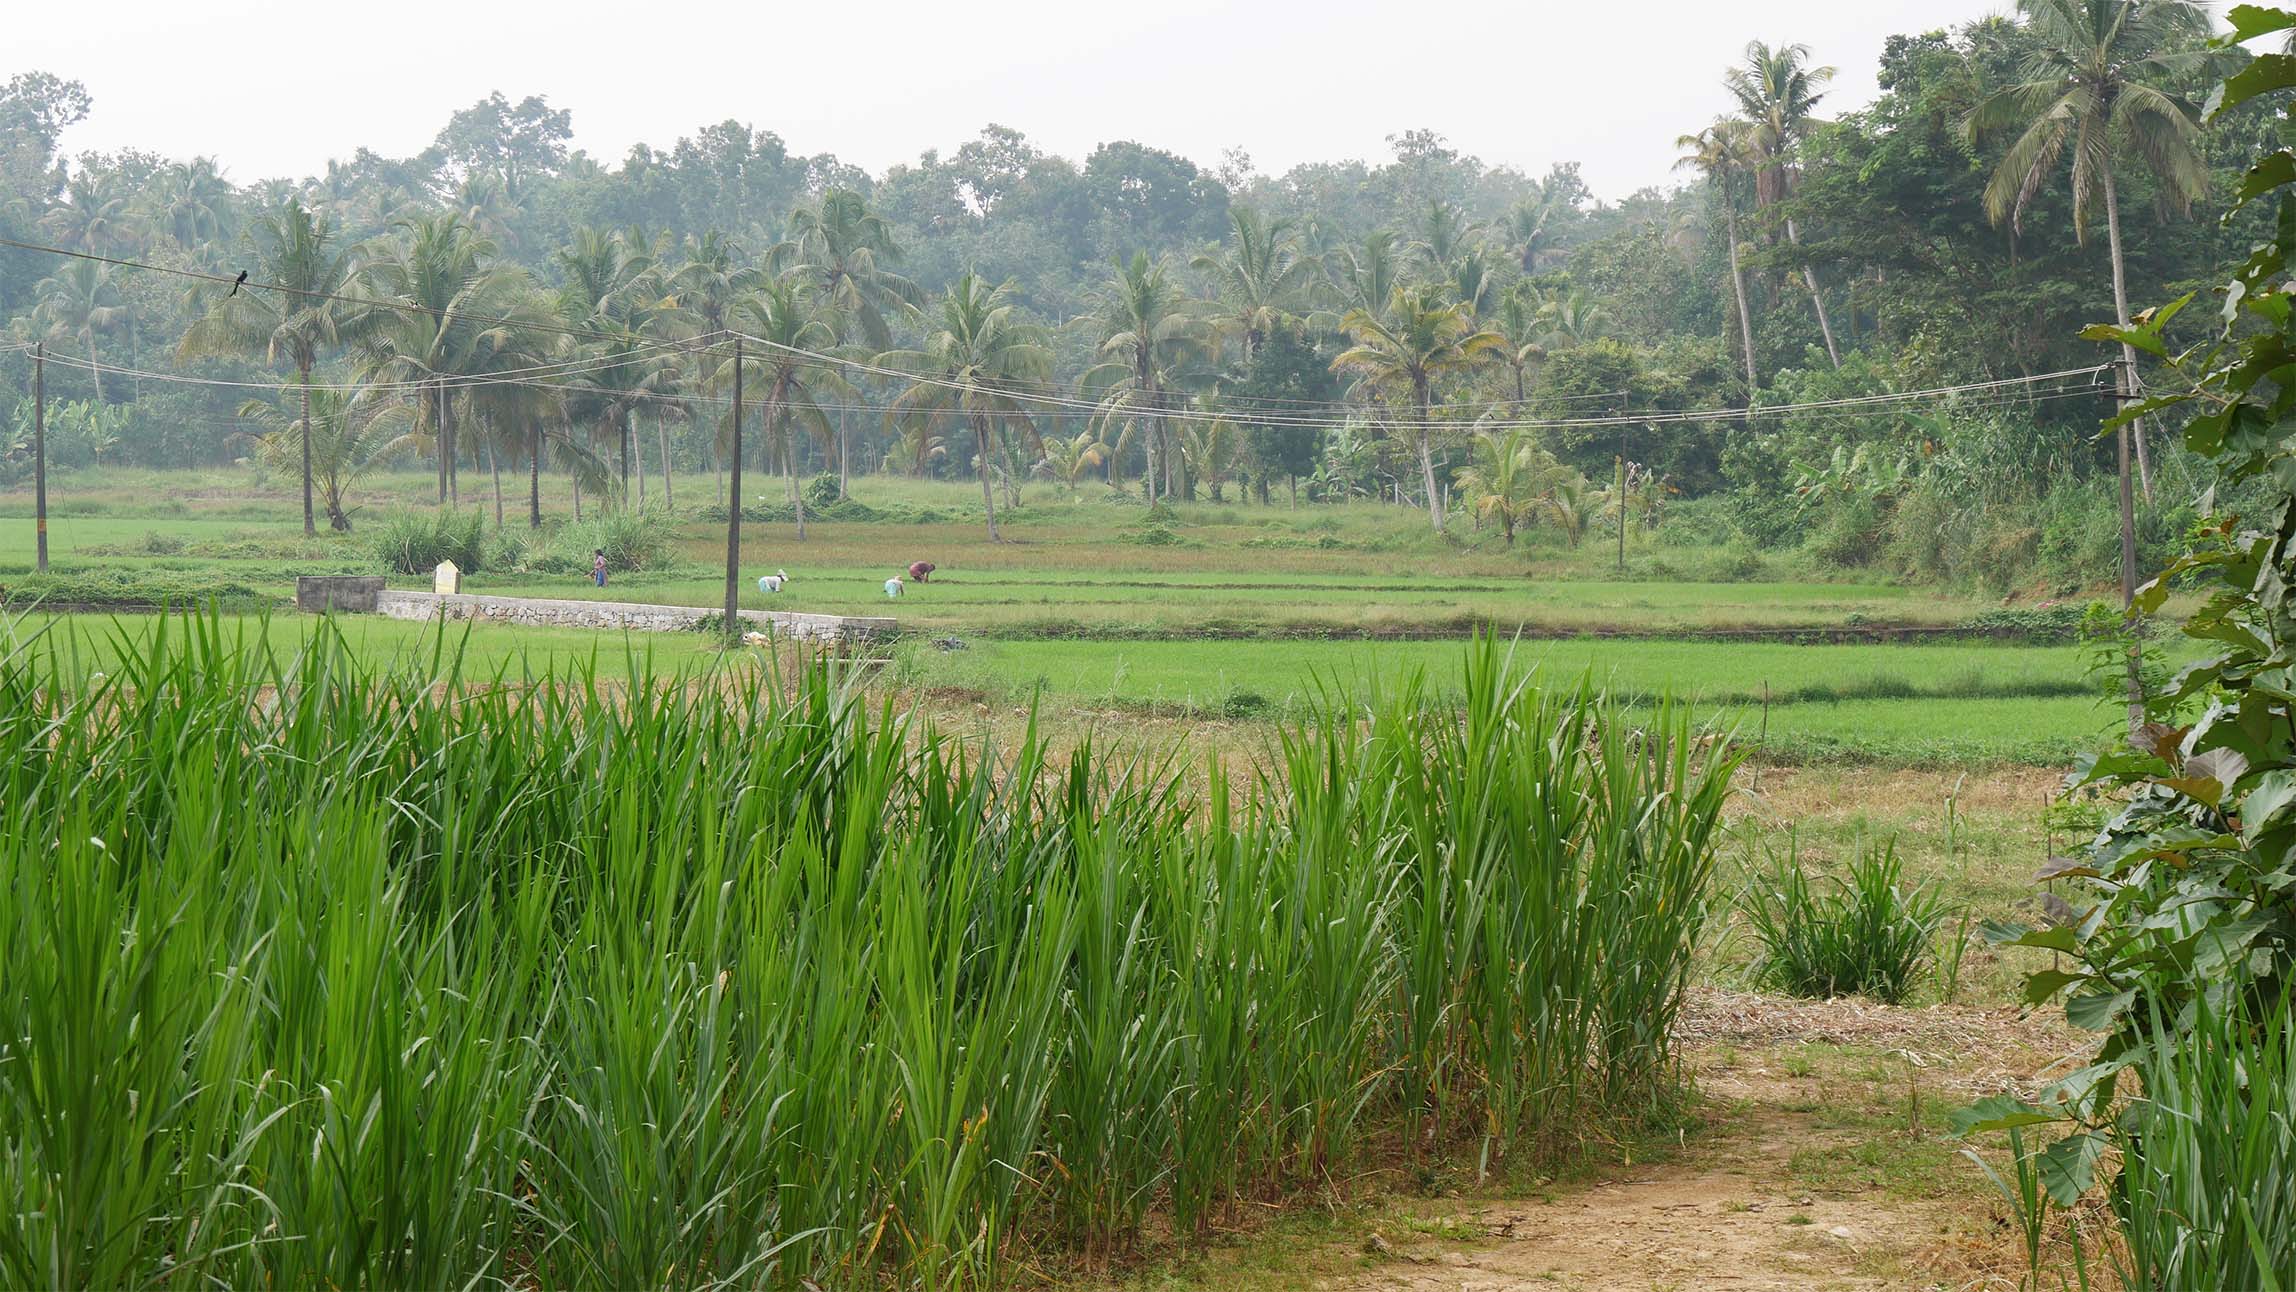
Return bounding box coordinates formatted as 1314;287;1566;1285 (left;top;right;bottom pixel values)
907;561;936;583
758;569;791;593
884;576;904;599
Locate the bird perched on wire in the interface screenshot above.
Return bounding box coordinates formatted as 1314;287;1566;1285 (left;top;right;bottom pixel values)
226;269;248;298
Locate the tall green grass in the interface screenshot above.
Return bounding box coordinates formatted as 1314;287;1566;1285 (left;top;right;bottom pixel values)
1740;838;1952;1004
0;616;1735;1288
2095;993;2296;1290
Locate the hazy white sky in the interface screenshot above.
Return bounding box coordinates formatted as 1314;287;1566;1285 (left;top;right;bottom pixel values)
20;0;2012;201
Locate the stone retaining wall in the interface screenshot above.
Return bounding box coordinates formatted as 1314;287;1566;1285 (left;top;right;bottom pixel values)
372;590;894;645
295;575;386;613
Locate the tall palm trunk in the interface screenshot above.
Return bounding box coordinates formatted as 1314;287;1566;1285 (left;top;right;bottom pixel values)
528;425;542;528
657;411;674;512
488;438;504;528
431;383;447;505
1726;202;1759;390
619;409;632;508
2101;164;2154;502
1784;217;1840;366
709;411;724;506
84;327;104;403
1413;376;1444;533
298;358;316;536
635;410;648;509
442;391;461;508
787;415;808;542
972;411;1002;541
837;402;850;499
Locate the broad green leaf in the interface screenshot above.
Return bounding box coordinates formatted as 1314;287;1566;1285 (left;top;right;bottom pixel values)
2037;1131;2108;1207
2226;4;2296;43
1950;1095;2064;1136
2065;988;2136;1032
2239;769;2296;844
2021;968;2083;1005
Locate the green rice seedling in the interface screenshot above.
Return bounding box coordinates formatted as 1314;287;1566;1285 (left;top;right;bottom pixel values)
1741;837;1951;1004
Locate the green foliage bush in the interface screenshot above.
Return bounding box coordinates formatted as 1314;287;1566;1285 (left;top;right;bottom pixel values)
1741;838;1951;1004
527;512;675;576
1956;29;2296;1288
370;509;485;575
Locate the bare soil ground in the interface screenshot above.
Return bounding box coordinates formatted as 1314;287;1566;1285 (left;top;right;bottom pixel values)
1111;990;2077;1292
1342;996;2069;1291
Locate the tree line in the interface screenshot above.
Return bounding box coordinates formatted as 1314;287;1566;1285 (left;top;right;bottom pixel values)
0;1;2277;566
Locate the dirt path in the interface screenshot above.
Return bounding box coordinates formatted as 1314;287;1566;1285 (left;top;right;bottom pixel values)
1321;992;2071;1292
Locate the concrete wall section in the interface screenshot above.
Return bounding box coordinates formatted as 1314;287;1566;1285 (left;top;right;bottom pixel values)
373;590;894;645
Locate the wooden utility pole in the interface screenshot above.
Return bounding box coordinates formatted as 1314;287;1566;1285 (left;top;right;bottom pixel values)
33;342;48;573
723;338;744;646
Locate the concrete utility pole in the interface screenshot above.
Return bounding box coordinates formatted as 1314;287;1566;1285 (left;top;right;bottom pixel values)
33;342;48;573
723;337;744;646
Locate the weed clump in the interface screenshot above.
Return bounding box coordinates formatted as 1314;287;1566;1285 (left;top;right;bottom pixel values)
1742;838;1952;1004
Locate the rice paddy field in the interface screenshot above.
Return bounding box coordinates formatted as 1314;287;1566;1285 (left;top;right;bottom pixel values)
0;467;2150;1287
0;467;2125;769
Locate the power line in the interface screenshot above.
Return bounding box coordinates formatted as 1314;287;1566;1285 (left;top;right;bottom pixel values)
1;235;2114;433
0;234;743;362
28;342;2113;439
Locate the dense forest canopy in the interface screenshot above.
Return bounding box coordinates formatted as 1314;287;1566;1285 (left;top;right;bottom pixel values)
0;2;2277;583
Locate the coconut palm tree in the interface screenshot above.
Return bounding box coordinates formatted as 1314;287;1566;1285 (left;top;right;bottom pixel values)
1726;40;1843;366
879;273;1054;541
146;157;235;248
234;387;415;531
551;226;684;507
1497;181;1567;273
1454;427;1565;546
1318;230;1403;327
40;173;133;254
1677;119;1763;391
1192;207;1314;362
179;199;356;534
724;273;852;540
29;259;127;403
1178;405;1245;502
1491;283;1548;406
1967;0;2212;500
667;230;763;503
1539;290;1614;352
1539;474;1599;548
1033;432;1107;494
776;189;924;495
775;188;925;349
354;212;533;506
1076;252;1208;503
1407;200;1484;281
1333;283;1507;533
